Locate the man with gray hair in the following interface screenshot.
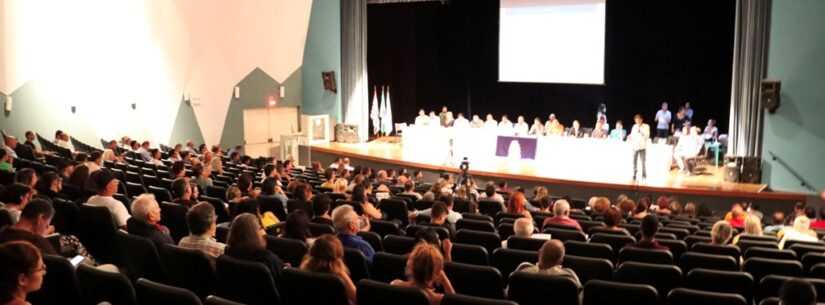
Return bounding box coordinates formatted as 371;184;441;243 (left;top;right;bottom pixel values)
503;217;552;248
332;204;375;262
509;239;581;289
127;194;173;247
542;199;582;231
179;202;225;258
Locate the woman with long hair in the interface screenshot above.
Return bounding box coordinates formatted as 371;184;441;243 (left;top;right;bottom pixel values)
506;192;532;218
300;235;357;305
0;241;46;305
391;243;455;305
226;213;284;278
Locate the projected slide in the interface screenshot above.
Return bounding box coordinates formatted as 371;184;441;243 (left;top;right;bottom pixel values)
499;0;606;84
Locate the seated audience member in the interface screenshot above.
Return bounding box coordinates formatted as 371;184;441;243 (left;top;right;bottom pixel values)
0;199;58;255
589;197;610;218
85;151;103;173
127;194;174;247
724;203;747;228
511;239;581;288
710;221;733;245
391;243;455;305
506;192;532;218
779;216;819;249
300;234;357;305
209;146;223;175
542;199;582;231
0;149;13;173
351;184;382;220
34;172;66;201
428;202;457;238
654;196;672;215
171;177;195;208
170;161;186;179
15;132;38;160
401;181;423;200
311;194;334;226
14;168;38;191
609;121;626;140
504;218;551;248
632;215;668;250
632;197;651;220
0;184;34;224
179;202;225;258
413;228;453;263
320;168;337;189
282;210;314;245
85;169;130;228
478;183;504;204
225;213;284;277
137;141;153;161
732;215;763;245
764;211;787;235
781;279;818;305
237;173;259;199
191;163;213;190
0;241;46;305
64;164;90;199
332;205;375;262
617;199;636;219
260;177;288;207
682;202;698;219
2;136;20;162
810;208;825;230
410;195;463;225
332;178;349;195
786;202;807;226
747;204;764;221
603;207;631;235
149;149;163;166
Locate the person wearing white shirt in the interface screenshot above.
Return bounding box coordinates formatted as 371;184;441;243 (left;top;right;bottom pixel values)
428;111;440;127
499;115;514;134
54;130;74;152
470;115;484;128
703;119;719;141
502;218;552;248
629;114;650;181
414;109;429;126
452;113;470;129
513;116;529;136
484;114;498;129
529;117;545;136
85;169;130;228
654;102;672;139
674;127;704;173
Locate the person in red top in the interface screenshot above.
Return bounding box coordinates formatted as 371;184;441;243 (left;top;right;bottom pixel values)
724;203;747;228
809;209;825;230
507;191;531;219
542;199;582;231
632;214;669;250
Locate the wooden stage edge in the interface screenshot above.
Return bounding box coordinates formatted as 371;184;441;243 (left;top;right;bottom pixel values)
308;141;808;203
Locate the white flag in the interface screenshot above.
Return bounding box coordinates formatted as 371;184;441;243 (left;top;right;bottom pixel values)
384;86;394;135
370;86;380;135
379;86;387;135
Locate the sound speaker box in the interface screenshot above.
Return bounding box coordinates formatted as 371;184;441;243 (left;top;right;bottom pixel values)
761;80;781;113
740;156;762;183
335;124;359;143
724;163;740;183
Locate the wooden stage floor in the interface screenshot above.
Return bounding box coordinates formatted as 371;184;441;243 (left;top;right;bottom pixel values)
308;138;806;202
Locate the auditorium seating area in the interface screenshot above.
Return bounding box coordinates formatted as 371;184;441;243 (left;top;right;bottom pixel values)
2;131;825;305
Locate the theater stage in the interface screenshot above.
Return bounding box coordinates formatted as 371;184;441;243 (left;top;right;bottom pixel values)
306;138;808;209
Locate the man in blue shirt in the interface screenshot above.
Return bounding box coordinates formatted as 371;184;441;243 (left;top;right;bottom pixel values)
332;204;375;262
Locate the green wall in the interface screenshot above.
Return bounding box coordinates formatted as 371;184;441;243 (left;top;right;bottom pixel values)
301;0;342;121
762;0;825;193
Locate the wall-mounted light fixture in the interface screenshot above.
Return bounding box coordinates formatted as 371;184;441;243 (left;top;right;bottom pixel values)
131;103;137;110
234;86;240;99
71;106;76;114
4;95;12;112
279;86;286;99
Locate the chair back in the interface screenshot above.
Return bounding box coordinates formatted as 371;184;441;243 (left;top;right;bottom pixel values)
667;288;747;305
76;263;138;305
215;255;281;305
135;278;202;305
582;280;658;305
444;262;505;299
281;268;349;305
508;271;579;305
685;268;754;305
491;248;537;280
562;255;614;284
356;279;430;305
28;255;82;305
158;244;216;300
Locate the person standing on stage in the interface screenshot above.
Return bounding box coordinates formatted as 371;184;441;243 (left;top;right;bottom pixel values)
484;114;498;129
514;116;529;136
703;119;719;141
672;107;689;136
529;117;545;136
453;113;470;129
654;102;671;140
470;115;484;128
629;114;650;181
415;110;429;126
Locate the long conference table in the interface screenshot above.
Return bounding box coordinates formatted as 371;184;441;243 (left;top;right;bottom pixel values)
401;125;674;183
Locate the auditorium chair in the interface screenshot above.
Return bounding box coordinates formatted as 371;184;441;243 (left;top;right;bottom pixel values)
413;199;435;211
258;195;288;221
737;234;778;243
679;251;739;273
491;248;537;280
667;288;747;305
505;236;547;251
358;231;385;252
370;219;403;237
206;185;227;199
613;261;683;301
617;247;673;265
690;242;741;259
451;242;490;266
456;218;497;233
308;222;336;237
744;246;797;260
589;233;636;256
496;223;514;240
462;213;495;223
371;252;408;283
51;197;80;235
444;262;506;299
357;279;430;305
544;227;587;242
76;263;138;305
281;268;349;305
265;236;308;267
810;263;825;279
494;212;525;224
114;230;166;283
564;240;614;261
383;234;416;254
406;224;450;240
452;199;472;213
28;255;82;305
455;229;501;254
135;278;202;305
790;243;825;260
745;257;803;283
442;293;518;305
158;244;216;300
660;227;690;240
204;296;245;305
784;239;825;249
618;223;641;236
478;200;503;217
589;226;631;236
508;271;579;305
379;198;410;226
147;185;170;202
562;255;613;284
684;268;754;305
737;239;778;254
802;253;825;274
579;220;607;233
286;199;313;218
215;255;282;305
656;239;687;259
757;275;825;303
159;201;189;242
344;248;372;282
199;195;231;223
583;280;658;305
665;223;699;234
125;172;145;186
76;205;119;264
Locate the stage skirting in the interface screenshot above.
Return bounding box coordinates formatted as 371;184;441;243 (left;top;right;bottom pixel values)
401;126;673;184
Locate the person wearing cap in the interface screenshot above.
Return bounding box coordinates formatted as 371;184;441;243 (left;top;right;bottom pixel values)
85;169;130;228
